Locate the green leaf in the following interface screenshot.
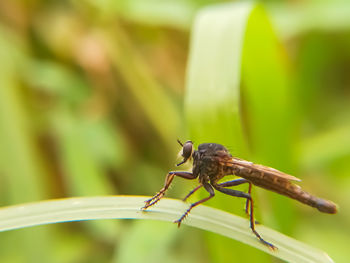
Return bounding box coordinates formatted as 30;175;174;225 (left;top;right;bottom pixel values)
185;2;253;156
0;196;334;263
183;1;308;261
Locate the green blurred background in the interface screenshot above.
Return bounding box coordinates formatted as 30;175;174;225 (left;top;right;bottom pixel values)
0;0;349;262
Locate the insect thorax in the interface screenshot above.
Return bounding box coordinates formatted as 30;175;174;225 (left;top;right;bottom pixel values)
193;145;235;184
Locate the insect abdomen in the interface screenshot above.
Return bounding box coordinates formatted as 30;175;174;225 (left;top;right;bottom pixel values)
273;182;337;214
236;167;337;214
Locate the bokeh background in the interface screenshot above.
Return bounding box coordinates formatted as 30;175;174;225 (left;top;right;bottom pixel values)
0;1;349;263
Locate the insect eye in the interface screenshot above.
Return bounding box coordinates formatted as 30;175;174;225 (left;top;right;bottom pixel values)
182;141;193;159
176;140;193;166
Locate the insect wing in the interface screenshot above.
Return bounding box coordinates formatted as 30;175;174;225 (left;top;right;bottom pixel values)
233;158;301;182
213;155;301;182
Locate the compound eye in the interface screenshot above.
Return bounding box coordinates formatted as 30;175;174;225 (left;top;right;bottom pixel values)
176;140;193;166
182;141;193;160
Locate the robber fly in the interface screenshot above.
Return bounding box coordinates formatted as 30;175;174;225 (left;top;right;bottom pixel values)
142;140;337;250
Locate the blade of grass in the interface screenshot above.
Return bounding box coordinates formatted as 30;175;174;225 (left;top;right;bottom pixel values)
184;2;295;261
0;196;334;263
185;2;252;156
241;4;297;232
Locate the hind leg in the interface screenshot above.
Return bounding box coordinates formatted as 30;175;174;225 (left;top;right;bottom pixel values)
213;184;276;250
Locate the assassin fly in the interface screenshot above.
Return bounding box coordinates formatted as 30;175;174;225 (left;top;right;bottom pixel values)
142;140;337;250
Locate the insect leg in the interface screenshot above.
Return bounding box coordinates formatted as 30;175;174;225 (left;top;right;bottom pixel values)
218;180;257;222
142;171;197;209
217;178;248;187
183;179;250;202
182;184;203;201
174;182;214;227
245;182;252;216
213;185;276;250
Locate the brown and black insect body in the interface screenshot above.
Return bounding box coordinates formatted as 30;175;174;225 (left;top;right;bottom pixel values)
142;140;338;250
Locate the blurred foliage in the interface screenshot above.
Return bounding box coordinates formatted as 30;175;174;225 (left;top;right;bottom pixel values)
0;0;349;263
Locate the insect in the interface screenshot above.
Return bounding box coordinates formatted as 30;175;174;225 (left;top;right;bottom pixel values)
142;140;338;250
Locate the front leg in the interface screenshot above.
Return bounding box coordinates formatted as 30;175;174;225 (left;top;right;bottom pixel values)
142;171;197;210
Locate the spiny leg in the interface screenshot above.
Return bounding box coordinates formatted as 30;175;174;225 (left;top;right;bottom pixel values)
213;185;276;250
142;171;197;210
175;182;214;227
